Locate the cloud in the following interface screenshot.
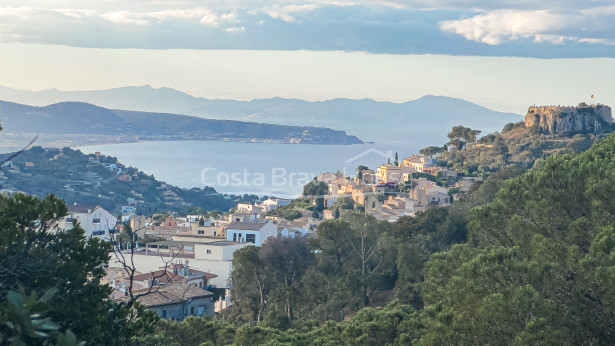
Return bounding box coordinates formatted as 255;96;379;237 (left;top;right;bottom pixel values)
440;6;615;47
440;10;566;45
224;26;246;33
578;37;615;46
0;1;614;57
101;8;226;27
103;10;151;25
258;4;320;22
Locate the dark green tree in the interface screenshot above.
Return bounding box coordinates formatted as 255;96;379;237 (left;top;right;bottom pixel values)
231;246;269;322
0;194;113;343
303;181;328;211
419;146;445;157
259;237;314;320
447;125;481;150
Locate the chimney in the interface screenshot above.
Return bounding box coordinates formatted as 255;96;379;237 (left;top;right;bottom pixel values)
184;261;189;276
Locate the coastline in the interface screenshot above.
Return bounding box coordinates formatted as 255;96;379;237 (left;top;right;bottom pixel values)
0;133;365;154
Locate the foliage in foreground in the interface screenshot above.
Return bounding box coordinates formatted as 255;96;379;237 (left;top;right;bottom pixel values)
0;194;158;345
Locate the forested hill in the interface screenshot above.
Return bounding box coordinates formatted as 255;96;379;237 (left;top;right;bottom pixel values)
0;100;363;145
0;146;257;213
131;130;615;343
433;121;610;176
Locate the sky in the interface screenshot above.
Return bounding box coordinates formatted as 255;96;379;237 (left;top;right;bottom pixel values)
0;0;614;113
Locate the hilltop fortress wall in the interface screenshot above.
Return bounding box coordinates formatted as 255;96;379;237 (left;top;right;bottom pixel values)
525;104;613;135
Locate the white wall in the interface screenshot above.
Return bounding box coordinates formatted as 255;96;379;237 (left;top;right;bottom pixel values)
59;207;117;240
195;243;248;261
226;222;277;246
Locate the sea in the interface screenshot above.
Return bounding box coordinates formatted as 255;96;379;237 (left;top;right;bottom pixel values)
77;141;418;198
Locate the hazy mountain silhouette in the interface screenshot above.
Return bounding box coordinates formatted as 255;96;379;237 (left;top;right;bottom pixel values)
0;85;522;146
0;100;362;145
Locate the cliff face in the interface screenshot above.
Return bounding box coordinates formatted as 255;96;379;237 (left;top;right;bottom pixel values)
525;105;613;135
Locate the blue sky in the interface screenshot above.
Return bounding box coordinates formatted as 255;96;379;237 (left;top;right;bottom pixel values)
0;1;614;113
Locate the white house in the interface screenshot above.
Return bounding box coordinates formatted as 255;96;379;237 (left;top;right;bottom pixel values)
59;205;117;241
228;212;261;223
259;198;292;212
236;203;263;214
194;241;249;261
226;221;277;246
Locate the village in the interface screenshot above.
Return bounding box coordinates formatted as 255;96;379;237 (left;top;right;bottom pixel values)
53;151;481;321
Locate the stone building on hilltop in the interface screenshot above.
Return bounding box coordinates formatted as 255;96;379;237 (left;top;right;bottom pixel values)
525;104;612;135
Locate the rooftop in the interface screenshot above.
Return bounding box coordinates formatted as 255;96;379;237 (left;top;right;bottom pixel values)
67;204;100;213
227;221;269;231
201;241;243;247
131;283;214;307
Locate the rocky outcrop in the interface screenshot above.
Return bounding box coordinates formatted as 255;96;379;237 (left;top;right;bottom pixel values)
525;105;612;135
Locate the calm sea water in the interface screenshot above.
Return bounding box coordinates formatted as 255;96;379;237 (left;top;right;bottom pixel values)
78;141;418;198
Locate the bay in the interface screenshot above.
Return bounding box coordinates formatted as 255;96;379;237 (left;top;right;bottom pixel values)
78;141;418;198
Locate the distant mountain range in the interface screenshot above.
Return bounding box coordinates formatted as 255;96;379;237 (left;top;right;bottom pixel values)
0;99;362;147
0;85;522;147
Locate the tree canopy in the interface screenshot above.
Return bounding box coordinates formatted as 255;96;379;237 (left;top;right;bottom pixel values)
0;194;157;345
447;125;481;150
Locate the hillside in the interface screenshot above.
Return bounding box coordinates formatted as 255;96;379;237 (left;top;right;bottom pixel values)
0;100;363;149
434;121;608;176
0;85;522;146
111;127;615;344
0;146;258;213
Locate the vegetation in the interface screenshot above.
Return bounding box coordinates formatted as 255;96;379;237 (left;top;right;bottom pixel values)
437;122;603;177
0;146;259;214
447;125;481;150
6;119;615;344
121;129;615;345
266;181;328;220
0;194;158;345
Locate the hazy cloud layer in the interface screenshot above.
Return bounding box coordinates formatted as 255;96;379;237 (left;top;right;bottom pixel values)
0;1;614;57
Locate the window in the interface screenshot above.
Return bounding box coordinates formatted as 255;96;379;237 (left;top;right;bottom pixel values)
206;249;212;254
191;307;195;315
161;310;167;318
246;234;256;243
232;233;237;241
93;218;100;224
198;230;204;235
213;231;217;236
